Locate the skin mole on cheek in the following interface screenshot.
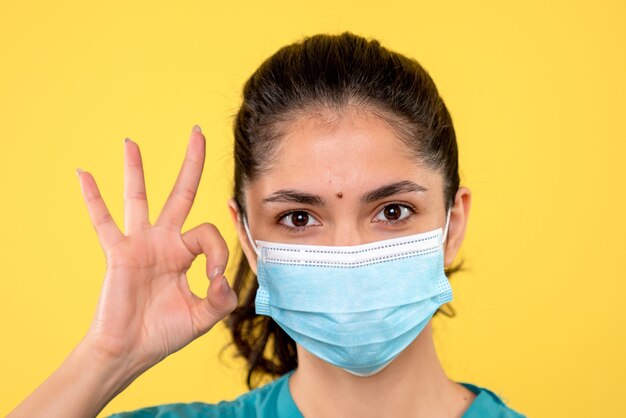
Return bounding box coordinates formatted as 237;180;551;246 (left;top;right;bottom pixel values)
336;192;343;198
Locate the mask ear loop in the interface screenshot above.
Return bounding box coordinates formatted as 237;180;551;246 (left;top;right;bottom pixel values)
241;214;261;257
442;208;452;246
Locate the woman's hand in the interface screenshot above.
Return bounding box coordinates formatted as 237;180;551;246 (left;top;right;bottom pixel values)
78;125;238;370
8;125;238;418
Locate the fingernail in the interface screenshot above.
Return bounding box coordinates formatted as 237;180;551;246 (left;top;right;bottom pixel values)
125;137;130;143
210;266;225;280
220;275;231;295
192;124;202;133
76;168;83;177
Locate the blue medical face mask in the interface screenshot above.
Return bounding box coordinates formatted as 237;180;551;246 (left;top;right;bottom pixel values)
242;210;453;377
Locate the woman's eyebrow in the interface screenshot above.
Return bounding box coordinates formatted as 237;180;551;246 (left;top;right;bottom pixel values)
262;190;325;206
262;181;427;207
361;180;428;203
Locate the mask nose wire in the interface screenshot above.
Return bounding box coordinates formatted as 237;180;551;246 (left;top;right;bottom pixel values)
244;209;452;253
242;214;261;256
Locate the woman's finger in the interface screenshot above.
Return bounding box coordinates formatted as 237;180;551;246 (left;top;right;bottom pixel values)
76;169;124;251
191;274;238;336
155;126;205;231
180;222;230;282
123;138;150;235
181;222;236;335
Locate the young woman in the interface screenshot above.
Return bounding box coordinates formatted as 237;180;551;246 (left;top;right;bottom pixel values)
9;32;525;417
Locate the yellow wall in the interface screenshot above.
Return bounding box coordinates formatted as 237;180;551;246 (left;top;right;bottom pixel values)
1;1;624;416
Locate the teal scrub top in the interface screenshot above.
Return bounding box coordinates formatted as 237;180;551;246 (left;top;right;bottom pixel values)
108;370;526;417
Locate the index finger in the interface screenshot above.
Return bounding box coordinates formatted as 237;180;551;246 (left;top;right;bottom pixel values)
155;125;205;231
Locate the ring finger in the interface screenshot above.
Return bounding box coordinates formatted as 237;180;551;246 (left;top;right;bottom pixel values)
124;138;150;235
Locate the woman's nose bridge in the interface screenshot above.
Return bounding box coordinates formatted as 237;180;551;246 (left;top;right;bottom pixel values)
329;220;365;246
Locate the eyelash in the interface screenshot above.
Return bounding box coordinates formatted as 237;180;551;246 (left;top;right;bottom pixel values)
274;211;316;234
275;202;417;234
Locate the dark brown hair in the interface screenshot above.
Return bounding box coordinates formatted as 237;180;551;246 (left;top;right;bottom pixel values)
226;32;463;389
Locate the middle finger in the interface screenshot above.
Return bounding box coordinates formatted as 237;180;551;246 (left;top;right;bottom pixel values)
155;125;206;231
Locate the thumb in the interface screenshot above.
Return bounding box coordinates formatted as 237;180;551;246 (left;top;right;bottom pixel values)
192;273;238;335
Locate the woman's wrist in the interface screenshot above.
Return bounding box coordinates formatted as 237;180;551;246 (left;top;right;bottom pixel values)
79;332;154;381
75;338;146;397
8;338;152;418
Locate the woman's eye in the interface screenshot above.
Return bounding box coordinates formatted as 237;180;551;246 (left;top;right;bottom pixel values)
373;203;414;224
278;210;320;231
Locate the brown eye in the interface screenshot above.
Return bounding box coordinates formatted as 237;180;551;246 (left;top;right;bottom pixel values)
374;203;413;223
290;211;309;227
278;210;321;230
383;204;402;220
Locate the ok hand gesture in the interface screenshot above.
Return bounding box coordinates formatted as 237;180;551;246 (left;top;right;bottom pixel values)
76;125;238;369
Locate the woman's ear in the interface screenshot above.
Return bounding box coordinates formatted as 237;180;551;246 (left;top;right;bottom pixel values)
443;186;471;268
227;198;258;274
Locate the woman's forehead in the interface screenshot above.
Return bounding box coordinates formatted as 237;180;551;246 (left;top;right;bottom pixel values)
246;109;443;203
272;109;415;168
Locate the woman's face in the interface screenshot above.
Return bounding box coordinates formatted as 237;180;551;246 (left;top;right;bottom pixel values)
228;105;470;273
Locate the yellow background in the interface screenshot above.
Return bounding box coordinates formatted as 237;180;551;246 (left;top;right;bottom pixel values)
1;1;624;416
